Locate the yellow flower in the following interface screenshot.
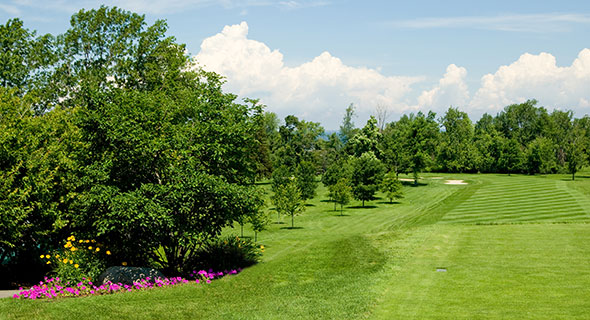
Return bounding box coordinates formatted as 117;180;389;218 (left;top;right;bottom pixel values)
122;261;128;266
69;260;73;264
95;247;100;252
46;261;51;265
45;254;50;259
74;264;79;269
106;250;111;255
40;254;45;259
62;258;68;263
85;240;90;243
79;239;83;243
70;247;77;252
56;254;60;258
88;246;93;250
91;240;96;243
260;245;265;249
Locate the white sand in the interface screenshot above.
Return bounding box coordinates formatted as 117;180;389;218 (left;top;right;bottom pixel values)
444;180;468;185
399;178;415;182
429;177;443;179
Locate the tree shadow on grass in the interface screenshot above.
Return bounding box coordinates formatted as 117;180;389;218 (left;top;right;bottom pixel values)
348;205;378;209
402;181;428;187
273;221;286;225
320;199;334;203
305;203;316;207
377;201;401;205
280;226;304;230
334;213;350;217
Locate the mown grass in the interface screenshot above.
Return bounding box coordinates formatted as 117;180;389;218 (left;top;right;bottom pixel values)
2;172;590;319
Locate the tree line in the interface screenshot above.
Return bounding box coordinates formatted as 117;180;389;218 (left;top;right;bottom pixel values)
257;100;590;217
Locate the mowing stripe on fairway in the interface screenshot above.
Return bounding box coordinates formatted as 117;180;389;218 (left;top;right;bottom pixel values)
440;175;590;224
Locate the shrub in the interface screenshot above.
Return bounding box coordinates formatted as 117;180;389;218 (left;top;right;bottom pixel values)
187;235;263;273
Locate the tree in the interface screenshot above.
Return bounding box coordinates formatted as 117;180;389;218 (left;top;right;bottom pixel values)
380;116;411;175
348;116;381;157
0;7;266;276
566;121;588;180
296;160;318;201
406;112;439;184
498;138;524;175
437;107;476;172
249;201;270;242
351;152;385;207
339;103;357;145
331;178;352;215
381;172;403;203
525;137;556;174
271;177;306;228
0;19;55;93
374;104;390;132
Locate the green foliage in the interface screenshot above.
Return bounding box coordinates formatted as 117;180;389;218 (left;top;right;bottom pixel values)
566;121;588;180
525;136;556;174
339;103;357;145
271;177;306;228
296;160;318;201
187;235;262;273
380;172;403;203
437;107;476;172
498;138;524;175
405;112;439;183
41;235;110;284
330;178;352;215
347;116;381;157
351;152;385;207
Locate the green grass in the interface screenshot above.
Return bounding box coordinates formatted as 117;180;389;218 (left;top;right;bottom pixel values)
3;173;590;319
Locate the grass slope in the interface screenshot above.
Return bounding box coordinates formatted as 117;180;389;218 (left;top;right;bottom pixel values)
2;173;590;319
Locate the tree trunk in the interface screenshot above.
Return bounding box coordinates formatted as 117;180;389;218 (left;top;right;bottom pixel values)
277;211;280;224
291;214;294;228
362;199;365;207
340;204;343;216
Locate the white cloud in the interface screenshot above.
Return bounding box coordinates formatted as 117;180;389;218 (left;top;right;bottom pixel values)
195;22;590;128
195;21;421;128
418;64;469;112
0;3;21;15
389;13;590;33
470;49;590;114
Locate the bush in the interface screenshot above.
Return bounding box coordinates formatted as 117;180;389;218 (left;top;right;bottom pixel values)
187;235;263;273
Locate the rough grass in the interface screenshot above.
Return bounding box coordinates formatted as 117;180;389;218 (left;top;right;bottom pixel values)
3;172;590;319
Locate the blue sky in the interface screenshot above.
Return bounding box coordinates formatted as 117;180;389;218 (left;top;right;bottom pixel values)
2;0;590;129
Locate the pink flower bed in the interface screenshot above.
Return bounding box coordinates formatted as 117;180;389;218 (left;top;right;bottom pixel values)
12;268;242;300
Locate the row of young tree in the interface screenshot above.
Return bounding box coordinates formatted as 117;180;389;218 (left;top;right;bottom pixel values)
257;100;590;217
0;7;270;280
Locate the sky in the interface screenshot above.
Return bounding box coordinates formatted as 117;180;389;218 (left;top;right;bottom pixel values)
1;0;590;130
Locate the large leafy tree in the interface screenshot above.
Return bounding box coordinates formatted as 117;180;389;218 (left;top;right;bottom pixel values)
0;7;265;276
351;152;385;207
406;112;439;184
437;107;476;172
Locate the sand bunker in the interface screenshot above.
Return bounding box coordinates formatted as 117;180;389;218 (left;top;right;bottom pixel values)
399;178;415;182
429;177;443;179
444;180;468;185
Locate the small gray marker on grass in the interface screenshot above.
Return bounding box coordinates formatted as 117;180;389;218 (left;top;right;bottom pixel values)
436;268;447;272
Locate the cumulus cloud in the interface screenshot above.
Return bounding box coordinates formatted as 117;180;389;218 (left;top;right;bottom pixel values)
418;64;469;112
195;21;421;128
470;49;590;114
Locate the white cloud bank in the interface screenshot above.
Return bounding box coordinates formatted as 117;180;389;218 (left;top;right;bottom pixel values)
195;22;421;126
195;22;590;129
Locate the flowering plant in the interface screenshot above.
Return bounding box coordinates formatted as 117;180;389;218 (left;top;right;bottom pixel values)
40;235;112;283
13;269;241;300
